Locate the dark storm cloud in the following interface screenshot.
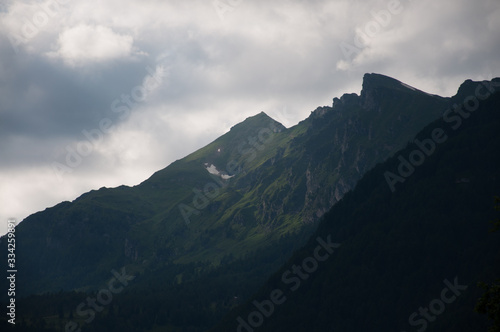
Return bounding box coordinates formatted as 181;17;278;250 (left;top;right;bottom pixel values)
0;41;157;141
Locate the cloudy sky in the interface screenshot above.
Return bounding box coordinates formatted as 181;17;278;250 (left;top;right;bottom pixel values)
1;0;499;235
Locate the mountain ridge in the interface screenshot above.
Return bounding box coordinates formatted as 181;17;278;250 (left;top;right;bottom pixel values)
3;73;498;332
2;73;456;293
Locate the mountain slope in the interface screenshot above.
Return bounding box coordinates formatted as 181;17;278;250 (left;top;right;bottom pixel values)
212;81;500;332
1;73;482;332
2;73;451;297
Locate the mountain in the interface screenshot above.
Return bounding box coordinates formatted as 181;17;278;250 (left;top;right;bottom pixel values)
212;80;500;332
2;73;491;331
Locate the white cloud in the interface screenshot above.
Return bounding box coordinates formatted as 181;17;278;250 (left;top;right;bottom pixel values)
47;24;136;66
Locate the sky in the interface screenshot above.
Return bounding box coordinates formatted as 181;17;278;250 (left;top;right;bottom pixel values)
0;0;499;235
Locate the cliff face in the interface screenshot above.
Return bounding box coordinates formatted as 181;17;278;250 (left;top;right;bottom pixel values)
295;73;449;223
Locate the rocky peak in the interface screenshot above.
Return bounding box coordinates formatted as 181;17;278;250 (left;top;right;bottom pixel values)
332;93;360;110
229;111;286;134
451;77;500;104
360;73;404;111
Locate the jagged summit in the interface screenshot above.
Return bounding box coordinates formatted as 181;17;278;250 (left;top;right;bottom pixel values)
361;73;437;97
330;73;446;114
362;72;400;88
452;77;500;103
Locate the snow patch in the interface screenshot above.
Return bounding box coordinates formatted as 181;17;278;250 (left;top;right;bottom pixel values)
400;82;435;97
204;163;234;179
205;164;219;176
400;82;416;91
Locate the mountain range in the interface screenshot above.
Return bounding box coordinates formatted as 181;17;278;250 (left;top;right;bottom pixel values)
1;73;499;332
